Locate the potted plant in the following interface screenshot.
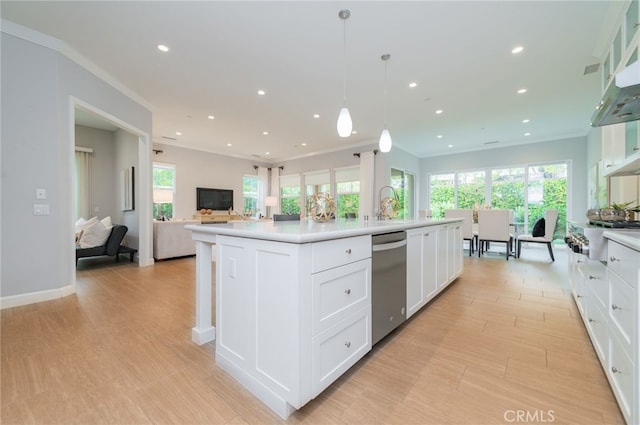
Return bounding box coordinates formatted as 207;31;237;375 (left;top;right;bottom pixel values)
601;201;640;221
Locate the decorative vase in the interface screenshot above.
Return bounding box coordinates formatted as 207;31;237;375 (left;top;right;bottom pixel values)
308;193;336;222
599;208;626;221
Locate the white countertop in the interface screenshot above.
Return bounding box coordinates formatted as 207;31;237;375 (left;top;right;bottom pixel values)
603;230;640;252
186;217;462;244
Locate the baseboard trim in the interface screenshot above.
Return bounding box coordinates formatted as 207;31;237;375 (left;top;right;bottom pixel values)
0;285;75;310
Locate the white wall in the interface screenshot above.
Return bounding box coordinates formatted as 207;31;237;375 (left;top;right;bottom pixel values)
1;28;151;304
115;129;139;248
152;143;271;219
419;136;589;222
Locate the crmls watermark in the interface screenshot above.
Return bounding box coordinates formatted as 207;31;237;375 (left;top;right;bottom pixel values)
503;409;555;423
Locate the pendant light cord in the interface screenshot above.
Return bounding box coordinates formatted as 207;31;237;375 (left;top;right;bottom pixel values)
384;59;388;127
342;17;347;105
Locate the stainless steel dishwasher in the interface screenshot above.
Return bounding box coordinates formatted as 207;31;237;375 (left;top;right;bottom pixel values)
371;231;407;345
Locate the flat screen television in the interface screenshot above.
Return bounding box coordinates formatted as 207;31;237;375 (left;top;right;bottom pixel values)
196;187;233;211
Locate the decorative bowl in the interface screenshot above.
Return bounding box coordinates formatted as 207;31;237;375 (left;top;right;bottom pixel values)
586;209;600;221
598;208;626;221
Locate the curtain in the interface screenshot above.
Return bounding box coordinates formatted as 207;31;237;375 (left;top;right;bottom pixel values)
270;167;281;215
359;151;375;220
257;166;269;218
75;149;92;220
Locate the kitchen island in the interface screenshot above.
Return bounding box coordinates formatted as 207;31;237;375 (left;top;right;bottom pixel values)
186;218;463;418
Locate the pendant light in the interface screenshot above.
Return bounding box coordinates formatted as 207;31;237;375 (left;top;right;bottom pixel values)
337;9;352;138
379;53;392;152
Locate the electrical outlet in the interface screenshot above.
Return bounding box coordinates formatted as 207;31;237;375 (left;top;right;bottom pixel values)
33;204;50;215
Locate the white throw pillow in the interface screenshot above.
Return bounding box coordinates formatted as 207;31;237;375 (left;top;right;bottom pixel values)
78;220;111;248
76;216;97;234
101;216;113;229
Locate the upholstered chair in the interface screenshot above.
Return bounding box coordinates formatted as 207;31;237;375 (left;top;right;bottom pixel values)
516;209;559;261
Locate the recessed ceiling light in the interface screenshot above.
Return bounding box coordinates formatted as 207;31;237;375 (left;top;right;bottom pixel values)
157;44;169;52
313;114;320;118
437;135;443;139
409;82;418;88
522;119;530;123
265;152;270;155
512;46;524;54
448;144;453;148
524;132;531;136
175;131;181;136
226;143;232;147
257;90;266;96
435;110;443;114
301;143;307;146
517;88;527;94
208;115;215;120
263;131;269;135
352;130;357;134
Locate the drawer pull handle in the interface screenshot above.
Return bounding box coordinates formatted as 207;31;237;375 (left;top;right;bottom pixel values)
576;294;583;298
612;304;622;310
344;341;351;348
345;249;352;254
609;256;619;262
588;275;598;280
611;366;622;374
588;318;596;323
344;289;351;295
577;260;583;263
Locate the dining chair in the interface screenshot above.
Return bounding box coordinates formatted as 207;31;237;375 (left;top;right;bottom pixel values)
444;209;476;256
516;209;559;261
477;209;513;260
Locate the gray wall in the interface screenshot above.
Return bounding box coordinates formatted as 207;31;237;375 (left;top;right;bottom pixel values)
1;30;151;301
419;136;589;222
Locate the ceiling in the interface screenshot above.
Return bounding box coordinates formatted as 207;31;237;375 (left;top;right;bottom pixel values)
1;1;623;163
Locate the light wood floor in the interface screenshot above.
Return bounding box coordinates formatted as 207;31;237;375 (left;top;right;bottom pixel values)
1;245;625;424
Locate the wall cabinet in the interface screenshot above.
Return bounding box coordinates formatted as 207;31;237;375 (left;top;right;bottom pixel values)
406;223;463;319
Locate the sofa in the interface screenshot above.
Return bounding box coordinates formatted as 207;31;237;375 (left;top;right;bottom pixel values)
153;220;198;260
76;224;135;264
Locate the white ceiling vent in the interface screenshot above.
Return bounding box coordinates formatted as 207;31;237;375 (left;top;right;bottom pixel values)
584;63;600;75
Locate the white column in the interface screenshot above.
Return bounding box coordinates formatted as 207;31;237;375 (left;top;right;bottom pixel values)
192;240;216;344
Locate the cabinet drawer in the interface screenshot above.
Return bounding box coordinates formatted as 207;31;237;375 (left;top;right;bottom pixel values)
312;307;371;396
608;333;634;423
312;259;371;334
608;270;636;348
312;235;371;273
585;297;608;364
608;240;640;288
581;260;607;310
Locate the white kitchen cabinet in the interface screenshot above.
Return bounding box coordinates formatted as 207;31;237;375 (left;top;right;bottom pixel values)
406;227;438;318
215;234;371;418
571;235;640;425
406;223;462;319
602;123;626;172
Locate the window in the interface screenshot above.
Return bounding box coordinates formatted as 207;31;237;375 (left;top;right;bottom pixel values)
304;170;330;217
429;173;455;219
243;175;258;215
335;166;360;218
280;174;301;214
391;168;415;219
456;170;486;209
153;163;175;219
427;161;567;241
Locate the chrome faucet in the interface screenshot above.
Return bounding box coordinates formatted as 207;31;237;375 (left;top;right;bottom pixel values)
377;185;399;220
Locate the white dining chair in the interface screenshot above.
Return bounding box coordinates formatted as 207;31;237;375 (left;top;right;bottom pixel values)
444;209;476;256
516;209;559;261
477;209;513;260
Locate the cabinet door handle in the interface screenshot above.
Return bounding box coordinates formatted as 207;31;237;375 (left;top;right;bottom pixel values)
609;256;619;262
576;294;583;298
344;289;351;295
588;275;598;280
611;366;622;374
344;341;351;348
345;249;352;254
577;260;583;263
611;304;622;310
588;318;596;323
